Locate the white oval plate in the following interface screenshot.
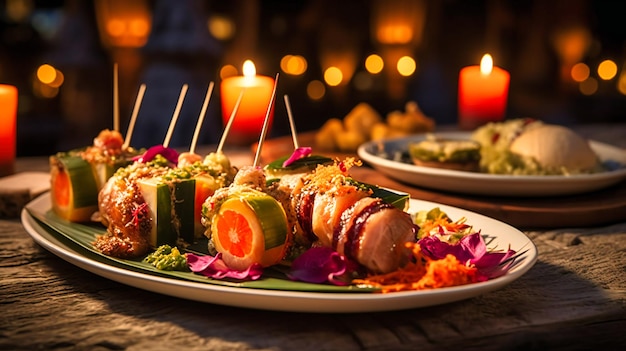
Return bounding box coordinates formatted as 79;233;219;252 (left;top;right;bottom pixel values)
22;192;537;313
357;132;626;197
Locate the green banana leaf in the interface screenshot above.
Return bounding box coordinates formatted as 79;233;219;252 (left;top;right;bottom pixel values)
26;206;377;293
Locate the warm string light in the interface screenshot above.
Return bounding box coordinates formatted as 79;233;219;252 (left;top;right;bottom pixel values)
27;5;626;118
95;0;152;48
34;63;64;98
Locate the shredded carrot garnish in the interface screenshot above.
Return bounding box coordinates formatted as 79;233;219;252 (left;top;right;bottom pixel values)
304;158;362;193
353;242;479;293
420;215;471;237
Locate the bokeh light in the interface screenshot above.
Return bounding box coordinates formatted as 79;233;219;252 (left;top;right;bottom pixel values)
365;54;384;74
208;15;235;40
397;56;416;76
219;64;238;79
106;19;125;38
324;66;343;86
129;18;150;37
6;0;33;22
36;64;57;84
571;62;590;82
597;59;618;80
579;77;598;95
47;69;64;88
307;80;326;100
280;55;307;76
34;63;63;98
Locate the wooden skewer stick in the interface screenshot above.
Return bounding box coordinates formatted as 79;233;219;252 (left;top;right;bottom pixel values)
122;84;146;150
283;94;299;149
163;84;189;148
113;63;120;132
253;73;280;167
216;88;245;154
189;82;215;155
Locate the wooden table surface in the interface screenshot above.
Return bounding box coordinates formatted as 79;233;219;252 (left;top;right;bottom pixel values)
2;124;626;350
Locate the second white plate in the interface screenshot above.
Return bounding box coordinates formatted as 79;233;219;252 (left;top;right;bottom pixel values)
357;132;626;197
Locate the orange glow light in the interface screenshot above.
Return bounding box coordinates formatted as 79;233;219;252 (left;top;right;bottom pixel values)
129;18;150;37
397;56;416;76
579;77;598;95
307;80;326;100
95;0;152;48
208;15;235;41
598;59;618;80
106;19;125;37
365;54;384;74
280;55;307;76
571;62;590;82
220;65;238;80
376;25;413;45
324;67;343;86
37;64;57;84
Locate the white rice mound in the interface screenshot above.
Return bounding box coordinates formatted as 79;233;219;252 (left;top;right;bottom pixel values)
509;124;599;172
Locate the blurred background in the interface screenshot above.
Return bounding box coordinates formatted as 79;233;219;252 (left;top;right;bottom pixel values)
1;0;625;156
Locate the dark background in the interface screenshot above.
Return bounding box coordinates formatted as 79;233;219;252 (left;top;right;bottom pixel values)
1;0;625;156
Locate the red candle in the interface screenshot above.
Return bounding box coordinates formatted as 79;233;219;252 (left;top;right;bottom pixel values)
220;60;275;145
0;84;18;177
458;54;510;130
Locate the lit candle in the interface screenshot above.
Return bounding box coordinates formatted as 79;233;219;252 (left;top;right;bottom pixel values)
220;60;275;145
0;84;18;177
458;54;510;130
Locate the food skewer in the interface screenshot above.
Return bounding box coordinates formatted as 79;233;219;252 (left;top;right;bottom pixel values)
122;83;147;150
281;94;313;167
113;63;120;132
163;84;189;148
189;82;215;155
216;88;245;154
284;94;299;149
253;73;280;167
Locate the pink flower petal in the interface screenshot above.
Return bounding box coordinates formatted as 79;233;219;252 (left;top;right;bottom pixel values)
186;253;263;280
473;248;517;279
288;246;348;285
282;147;312;167
419;233;517;279
133;145;179;165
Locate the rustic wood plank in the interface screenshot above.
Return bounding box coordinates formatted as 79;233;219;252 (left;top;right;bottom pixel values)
2;218;625;350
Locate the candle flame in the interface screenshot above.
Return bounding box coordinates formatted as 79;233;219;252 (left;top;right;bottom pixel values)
243;60;256;77
480;54;493;75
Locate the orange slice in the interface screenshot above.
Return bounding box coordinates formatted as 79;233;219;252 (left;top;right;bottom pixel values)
211;192;289;270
